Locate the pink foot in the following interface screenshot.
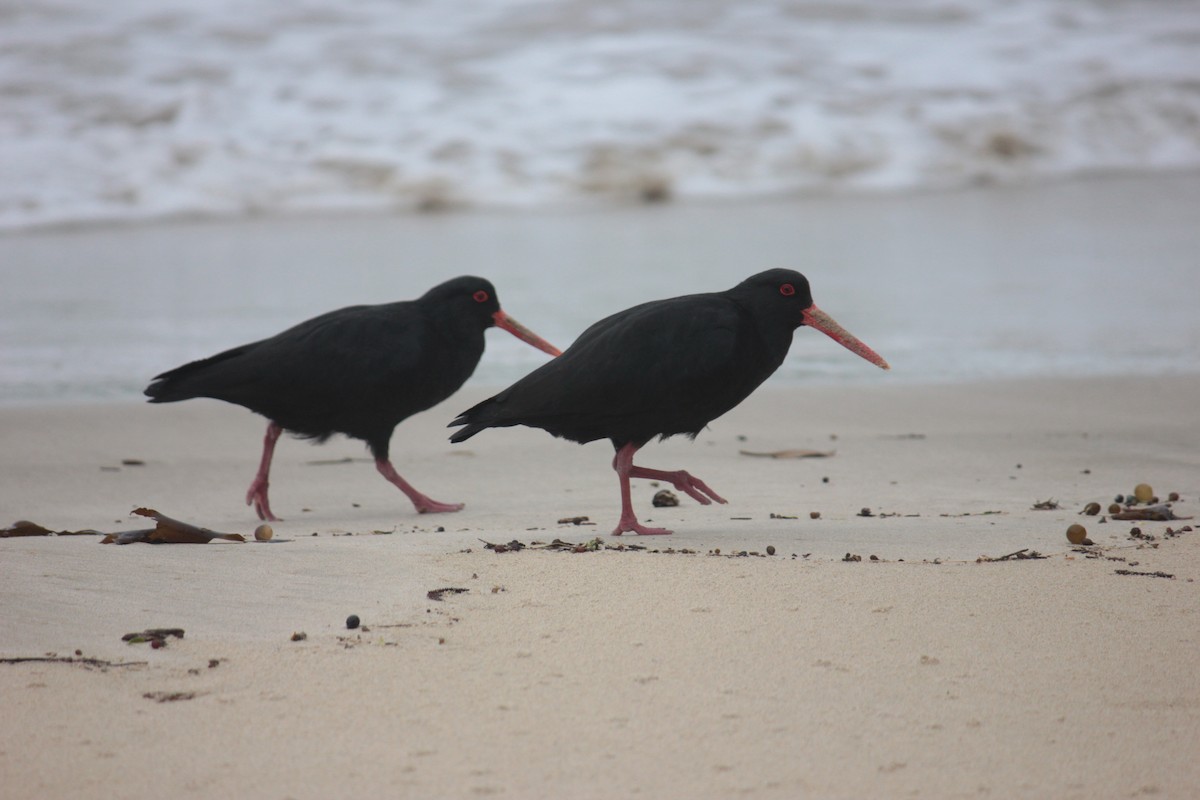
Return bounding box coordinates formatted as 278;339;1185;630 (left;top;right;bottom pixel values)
412;496;465;514
245;478;280;522
631;468;727;506
245;422;283;521
612;517;673;536
375;458;464;515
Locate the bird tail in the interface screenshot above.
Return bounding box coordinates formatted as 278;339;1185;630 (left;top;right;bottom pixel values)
447;422;485;444
447;397;501;443
144;343;254;403
145;367;196;403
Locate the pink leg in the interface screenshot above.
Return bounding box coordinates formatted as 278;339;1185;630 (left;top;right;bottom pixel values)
628;465;727;506
375;458;464;514
610;443;725;535
245;422;283;522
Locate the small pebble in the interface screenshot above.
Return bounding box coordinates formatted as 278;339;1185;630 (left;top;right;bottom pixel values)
1168;491;1180;502
1134;483;1154;503
766;545;776;556
254;524;273;541
1108;503;1121;515
346;615;360;630
1066;523;1088;545
291;632;307;642
1082;502;1101;516
652;490;679;507
810;511;821;519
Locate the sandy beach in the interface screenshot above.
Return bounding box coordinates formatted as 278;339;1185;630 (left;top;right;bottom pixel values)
5;2;1200;794
3;375;1198;798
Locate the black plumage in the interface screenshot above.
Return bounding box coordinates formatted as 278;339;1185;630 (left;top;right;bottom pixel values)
450;269;888;535
147;276;559;520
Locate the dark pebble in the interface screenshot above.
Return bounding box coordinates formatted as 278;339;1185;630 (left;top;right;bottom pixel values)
346;615;361;630
652;489;679;507
766;545;776;556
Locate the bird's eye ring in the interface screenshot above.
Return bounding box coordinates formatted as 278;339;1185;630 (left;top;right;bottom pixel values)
473;290;489;303
779;284;795;297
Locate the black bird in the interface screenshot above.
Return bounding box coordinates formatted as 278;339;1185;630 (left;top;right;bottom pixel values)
146;276;560;521
449;269;888;535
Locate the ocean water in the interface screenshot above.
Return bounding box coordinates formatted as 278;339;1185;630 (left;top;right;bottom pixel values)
2;174;1199;407
2;0;1200;230
3;2;1199;406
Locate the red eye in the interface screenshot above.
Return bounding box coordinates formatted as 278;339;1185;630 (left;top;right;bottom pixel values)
779;283;795;296
473;290;489;303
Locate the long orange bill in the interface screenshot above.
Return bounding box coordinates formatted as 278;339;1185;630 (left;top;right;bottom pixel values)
801;305;890;370
492;310;562;357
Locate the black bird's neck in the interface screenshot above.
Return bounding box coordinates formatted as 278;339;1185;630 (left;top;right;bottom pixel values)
727;297;799;376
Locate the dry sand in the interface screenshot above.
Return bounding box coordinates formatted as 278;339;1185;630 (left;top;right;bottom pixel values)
2;376;1199;798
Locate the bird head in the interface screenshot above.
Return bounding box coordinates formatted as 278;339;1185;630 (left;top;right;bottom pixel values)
431;276;561;357
743;269;890;370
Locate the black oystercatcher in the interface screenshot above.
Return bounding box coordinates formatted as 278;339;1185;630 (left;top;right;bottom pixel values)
146;276;560;521
449;269;888;535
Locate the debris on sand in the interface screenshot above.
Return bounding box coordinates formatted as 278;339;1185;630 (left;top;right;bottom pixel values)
2;520;102;538
1066;524;1094;546
101;508;246;544
122;628;185;648
427;587;469;602
652;490;679;507
976;549;1047;563
1114;569;1174;579
1112;504;1192;522
739;449;834;459
143;691;198;703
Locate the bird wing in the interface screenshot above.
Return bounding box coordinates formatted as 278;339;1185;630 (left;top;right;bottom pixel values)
149;304;426;411
456;294;755;443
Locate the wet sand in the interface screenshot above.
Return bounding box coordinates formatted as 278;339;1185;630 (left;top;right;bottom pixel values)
3;375;1198;798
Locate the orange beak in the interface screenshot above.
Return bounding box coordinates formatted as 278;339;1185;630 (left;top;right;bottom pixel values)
801;305;890;370
492;310;562;357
